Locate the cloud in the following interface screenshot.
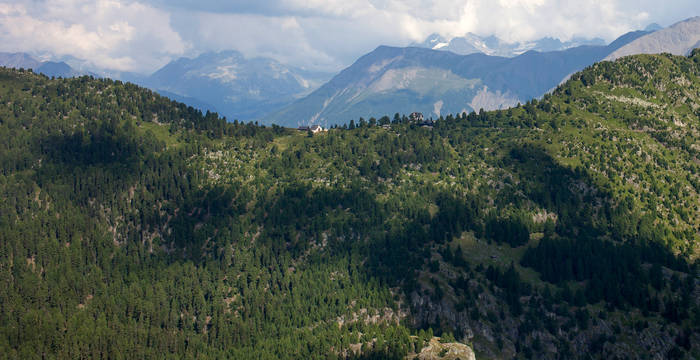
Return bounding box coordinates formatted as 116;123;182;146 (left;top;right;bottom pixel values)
0;0;187;72
169;6;414;72
165;0;699;72
179;12;338;70
2;0;698;73
268;0;693;43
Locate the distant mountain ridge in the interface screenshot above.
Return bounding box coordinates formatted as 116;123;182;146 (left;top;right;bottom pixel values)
5;17;697;128
606;16;700;61
0;52;84;78
0;52;41;70
142;51;333;121
415;32;607;57
0;50;331;122
263;30;651;127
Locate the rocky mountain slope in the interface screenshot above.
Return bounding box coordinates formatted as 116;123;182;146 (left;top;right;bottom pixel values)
263;30;650;127
606;16;700;61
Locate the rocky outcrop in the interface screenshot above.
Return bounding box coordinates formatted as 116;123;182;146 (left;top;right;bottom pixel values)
408;337;476;360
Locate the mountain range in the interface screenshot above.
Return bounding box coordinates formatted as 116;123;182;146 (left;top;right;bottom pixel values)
413;23;664;58
264;17;700;127
0;51;332;121
261;30;648;127
140;51;333;121
3;17;699;127
414;33;607;57
0;52;85;78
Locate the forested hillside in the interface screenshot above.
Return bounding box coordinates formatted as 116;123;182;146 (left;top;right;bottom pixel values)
1;51;699;359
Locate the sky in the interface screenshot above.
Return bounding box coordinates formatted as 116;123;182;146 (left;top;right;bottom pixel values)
0;0;698;74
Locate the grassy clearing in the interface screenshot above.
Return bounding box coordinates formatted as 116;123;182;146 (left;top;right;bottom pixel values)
272;133;302;152
138;121;180;148
450;231;543;285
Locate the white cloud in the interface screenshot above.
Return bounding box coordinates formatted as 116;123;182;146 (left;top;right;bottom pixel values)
1;0;698;73
175;0;698;72
0;0;188;72
261;0;697;43
177;12;339;71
